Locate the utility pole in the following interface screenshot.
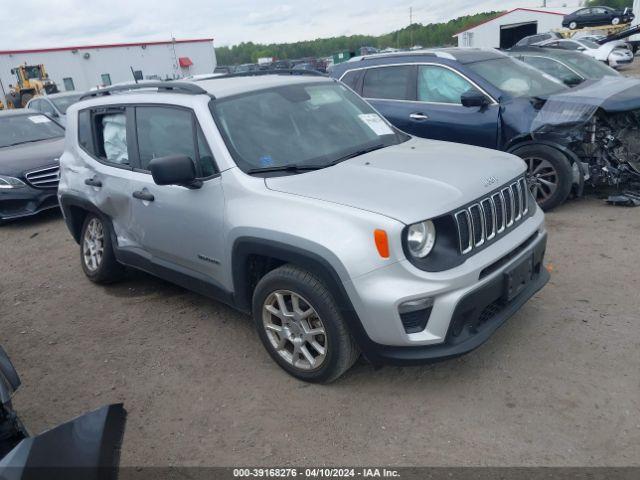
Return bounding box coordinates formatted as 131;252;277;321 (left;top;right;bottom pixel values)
410;6;414;48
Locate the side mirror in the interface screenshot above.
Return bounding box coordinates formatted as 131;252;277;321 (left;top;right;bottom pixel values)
461;90;489;108
50;111;59;118
564;77;583;87
149;155;202;189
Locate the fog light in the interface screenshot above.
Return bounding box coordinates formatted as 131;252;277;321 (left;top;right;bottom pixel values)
399;297;434;334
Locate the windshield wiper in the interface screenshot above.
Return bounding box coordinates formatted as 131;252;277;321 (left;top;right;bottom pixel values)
245;143;387;175
3;138;57;147
246;164;324;174
326;143;385;167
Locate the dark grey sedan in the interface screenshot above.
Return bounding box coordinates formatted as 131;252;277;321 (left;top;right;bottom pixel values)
0;110;64;223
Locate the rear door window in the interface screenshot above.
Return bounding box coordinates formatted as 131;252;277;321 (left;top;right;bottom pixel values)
77;106;130;166
362;66;414;100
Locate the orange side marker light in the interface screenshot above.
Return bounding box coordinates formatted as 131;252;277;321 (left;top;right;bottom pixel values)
374;229;390;258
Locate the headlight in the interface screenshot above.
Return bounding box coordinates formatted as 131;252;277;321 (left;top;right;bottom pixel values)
0;175;26;189
406;220;436;258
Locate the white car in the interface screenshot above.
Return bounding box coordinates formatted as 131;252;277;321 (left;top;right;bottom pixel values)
26;92;85;127
539;38;634;68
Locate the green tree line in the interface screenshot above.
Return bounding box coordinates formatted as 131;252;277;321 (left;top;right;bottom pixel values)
585;0;633;9
215;11;501;65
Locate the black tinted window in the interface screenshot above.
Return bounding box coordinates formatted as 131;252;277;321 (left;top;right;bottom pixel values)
340;70;362;91
362;66;413;100
78;110;93;154
197;127;216;177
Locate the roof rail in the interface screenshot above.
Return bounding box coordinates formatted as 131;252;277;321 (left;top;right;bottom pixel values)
80;81;208;100
347;49;461;62
193;69;327;81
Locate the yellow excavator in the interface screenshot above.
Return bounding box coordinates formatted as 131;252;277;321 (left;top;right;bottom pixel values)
3;64;59;109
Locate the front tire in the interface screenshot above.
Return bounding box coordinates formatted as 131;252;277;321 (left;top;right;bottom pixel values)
252;265;359;383
612;17;620;25
80;214;124;283
514;144;573;211
569;21;578;30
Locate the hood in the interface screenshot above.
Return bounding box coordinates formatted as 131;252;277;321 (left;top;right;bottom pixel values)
265;138;525;224
0;138;64;177
507;77;640;136
549;77;640;113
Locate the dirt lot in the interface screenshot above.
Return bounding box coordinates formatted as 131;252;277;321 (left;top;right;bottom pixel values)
1;195;639;467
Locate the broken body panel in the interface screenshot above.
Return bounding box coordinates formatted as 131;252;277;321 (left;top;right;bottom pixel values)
0;346;126;479
501;77;640;198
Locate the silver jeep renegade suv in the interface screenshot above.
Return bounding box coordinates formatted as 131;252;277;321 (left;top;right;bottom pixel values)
58;74;549;382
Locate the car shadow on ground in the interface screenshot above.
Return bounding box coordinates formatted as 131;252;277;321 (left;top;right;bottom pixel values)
0;208;63;230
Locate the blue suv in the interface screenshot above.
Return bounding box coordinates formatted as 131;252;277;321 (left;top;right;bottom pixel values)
330;48;640;210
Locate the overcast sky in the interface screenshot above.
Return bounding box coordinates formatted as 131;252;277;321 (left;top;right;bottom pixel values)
6;0;582;50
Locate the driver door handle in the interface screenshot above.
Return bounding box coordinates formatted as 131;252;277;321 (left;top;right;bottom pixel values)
132;190;154;202
409;113;429;121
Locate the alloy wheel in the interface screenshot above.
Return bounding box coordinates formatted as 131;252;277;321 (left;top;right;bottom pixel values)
524;156;559;204
83;218;105;272
262;290;328;371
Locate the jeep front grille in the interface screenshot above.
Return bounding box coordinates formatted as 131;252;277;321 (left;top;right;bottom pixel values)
24;165;59;189
454;178;529;255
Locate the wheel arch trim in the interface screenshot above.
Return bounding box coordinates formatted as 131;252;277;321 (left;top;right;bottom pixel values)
231;236;378;356
507;140;585;189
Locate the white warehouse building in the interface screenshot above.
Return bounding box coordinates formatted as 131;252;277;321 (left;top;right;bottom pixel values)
455;7;575;49
0;38;216;95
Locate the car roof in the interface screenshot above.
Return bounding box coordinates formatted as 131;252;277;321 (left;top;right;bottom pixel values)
194;74;333;98
509;46;580;57
44;91;85;99
344;48;506;66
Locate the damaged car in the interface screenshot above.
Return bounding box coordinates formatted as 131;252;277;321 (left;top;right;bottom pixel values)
508;46;620;86
0;345;126;479
331;48;640;209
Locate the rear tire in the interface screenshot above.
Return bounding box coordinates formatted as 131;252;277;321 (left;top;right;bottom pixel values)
80;214;124;283
252;264;359;383
514;144;573;211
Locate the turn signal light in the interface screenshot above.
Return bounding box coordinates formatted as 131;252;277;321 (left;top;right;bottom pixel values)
374;229;390;258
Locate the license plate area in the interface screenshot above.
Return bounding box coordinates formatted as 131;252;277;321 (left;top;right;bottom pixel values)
502;254;534;303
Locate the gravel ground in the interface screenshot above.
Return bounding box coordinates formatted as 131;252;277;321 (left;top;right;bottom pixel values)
1;195;639;467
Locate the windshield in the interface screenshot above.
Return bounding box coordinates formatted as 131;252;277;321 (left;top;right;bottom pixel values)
562;53;619;79
23;66;43;80
0;114;65;148
468;57;568;98
211;82;407;174
51;94;84;114
577;39;600;50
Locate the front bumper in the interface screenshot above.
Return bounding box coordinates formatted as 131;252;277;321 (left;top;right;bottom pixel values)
0;187;59;222
345;208;549;365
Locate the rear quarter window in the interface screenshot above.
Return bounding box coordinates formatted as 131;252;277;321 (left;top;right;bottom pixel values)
78;110;93;155
340;70;363;91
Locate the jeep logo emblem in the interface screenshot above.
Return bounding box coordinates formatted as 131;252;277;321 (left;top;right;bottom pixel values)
482;175;499;188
